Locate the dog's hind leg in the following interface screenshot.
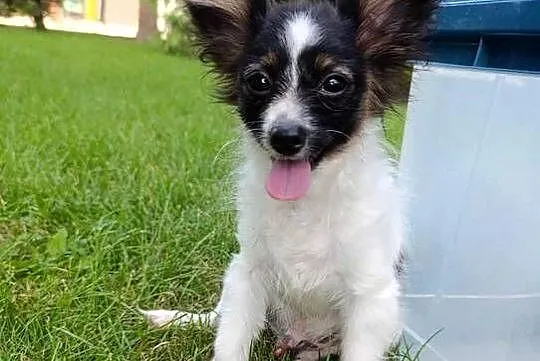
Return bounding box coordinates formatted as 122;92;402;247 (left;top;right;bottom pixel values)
141;299;222;328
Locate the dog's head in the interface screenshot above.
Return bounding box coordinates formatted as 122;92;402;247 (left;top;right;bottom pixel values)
186;0;437;200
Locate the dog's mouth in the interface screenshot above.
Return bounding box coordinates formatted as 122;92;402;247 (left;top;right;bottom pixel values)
265;159;312;201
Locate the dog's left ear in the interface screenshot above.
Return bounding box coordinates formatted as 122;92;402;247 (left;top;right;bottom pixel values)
185;0;269;103
347;0;439;112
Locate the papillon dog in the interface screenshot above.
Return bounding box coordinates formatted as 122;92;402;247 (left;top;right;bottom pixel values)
143;0;437;359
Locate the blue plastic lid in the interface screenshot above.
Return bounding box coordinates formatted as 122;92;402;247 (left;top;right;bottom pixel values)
427;0;540;72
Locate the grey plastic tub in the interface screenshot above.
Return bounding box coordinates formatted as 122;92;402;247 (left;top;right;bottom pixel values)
399;64;540;361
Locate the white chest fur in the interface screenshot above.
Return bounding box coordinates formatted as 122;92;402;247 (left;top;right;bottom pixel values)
235;122;405;333
143;122;407;361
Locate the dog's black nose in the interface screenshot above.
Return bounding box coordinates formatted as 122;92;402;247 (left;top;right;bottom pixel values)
269;124;308;156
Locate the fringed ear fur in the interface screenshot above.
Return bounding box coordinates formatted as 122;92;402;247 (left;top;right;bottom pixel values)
185;0;267;103
355;0;438;113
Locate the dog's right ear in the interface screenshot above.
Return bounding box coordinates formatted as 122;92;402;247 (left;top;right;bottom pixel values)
185;0;268;103
352;0;438;113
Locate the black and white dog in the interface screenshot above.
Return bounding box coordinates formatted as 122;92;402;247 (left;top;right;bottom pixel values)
144;0;436;359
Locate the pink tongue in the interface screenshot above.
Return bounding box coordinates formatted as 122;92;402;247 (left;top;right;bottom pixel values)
266;160;311;201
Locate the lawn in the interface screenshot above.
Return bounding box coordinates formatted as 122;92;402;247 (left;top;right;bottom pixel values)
0;28;407;360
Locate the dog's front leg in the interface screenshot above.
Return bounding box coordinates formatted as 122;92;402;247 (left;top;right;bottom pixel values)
341;283;400;361
213;254;267;361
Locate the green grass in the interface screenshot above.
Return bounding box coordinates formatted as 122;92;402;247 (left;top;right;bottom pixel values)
0;27;408;360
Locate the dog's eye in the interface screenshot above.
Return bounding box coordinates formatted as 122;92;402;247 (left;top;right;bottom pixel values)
321;74;349;95
246;72;272;94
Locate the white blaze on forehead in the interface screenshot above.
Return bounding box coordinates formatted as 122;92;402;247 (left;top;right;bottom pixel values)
282;12;320;92
285;12;320;62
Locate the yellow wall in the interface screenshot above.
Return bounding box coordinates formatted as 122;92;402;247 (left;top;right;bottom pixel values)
84;0;101;21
